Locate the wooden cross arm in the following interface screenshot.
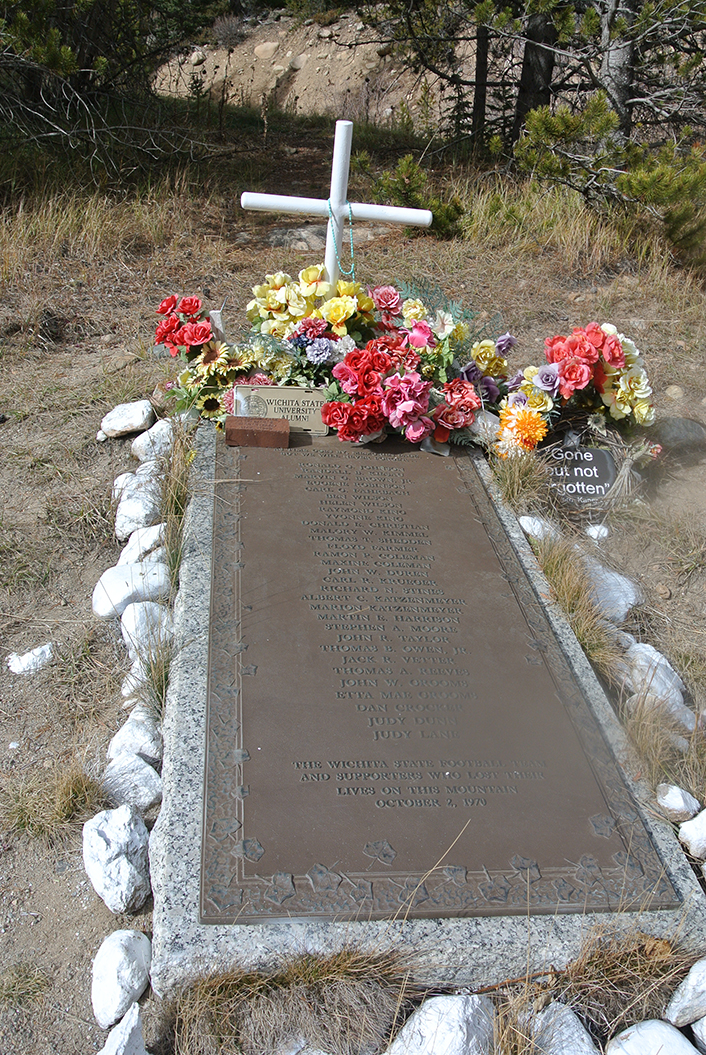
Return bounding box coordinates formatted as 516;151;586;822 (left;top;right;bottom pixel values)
240;192;433;228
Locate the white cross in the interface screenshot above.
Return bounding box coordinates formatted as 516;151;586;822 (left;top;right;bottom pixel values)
240;119;433;297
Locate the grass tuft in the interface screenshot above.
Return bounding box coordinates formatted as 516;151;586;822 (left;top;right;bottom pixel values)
1;759;107;843
54;625;125;725
0;963;50;1007
169;948;420;1055
532;535;623;682
132;637;174;722
160;419;194;592
489;451;554;515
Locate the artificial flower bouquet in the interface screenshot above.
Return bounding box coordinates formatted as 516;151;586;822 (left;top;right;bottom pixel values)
155;270;656;456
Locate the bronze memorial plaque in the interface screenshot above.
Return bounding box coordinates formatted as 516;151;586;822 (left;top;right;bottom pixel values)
201;438;678;923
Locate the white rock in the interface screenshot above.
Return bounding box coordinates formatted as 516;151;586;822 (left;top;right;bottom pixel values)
97;429;108;442
112;473;135;502
680;811;706;858
134;459;162;479
585;524;609;541
103;754;163;811
91;930;151;1029
254;40;279;58
692;1012;706;1053
468;409;500;444
97;1002;148;1055
6;642;53;674
666;956;706;1025
131;419;174;462
624;690;696;735
385;994;494;1055
118;524;166;566
617;643;690;727
92;563;171;619
83;805;150;914
656;783;701;822
121;657;147;700
114;476;162;540
121;601;174;662
532;1002;598;1053
606;1019;698;1053
108;716;162;768
101;401;155;438
584;559;641;622
518;515;559;541
190;48;206;65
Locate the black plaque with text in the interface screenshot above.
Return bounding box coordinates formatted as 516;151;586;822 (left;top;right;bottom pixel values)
201;438;677;923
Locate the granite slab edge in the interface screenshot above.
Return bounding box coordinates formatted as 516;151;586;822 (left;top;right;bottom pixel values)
149;430;706;997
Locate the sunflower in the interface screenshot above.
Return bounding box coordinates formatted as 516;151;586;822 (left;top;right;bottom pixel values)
196;391;225;419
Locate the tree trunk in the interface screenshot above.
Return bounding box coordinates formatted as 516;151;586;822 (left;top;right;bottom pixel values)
599;0;637;138
511;13;558;144
471;22;489;154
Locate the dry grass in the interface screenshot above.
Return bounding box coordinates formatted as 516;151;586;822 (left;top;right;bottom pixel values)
620;691;706;799
0;963;50;1007
0;517;54;592
489;451;554;515
544;928;695;1046
45;487;118;554
132;636;174;722
160;419;194;592
655;512;706;586
54;625;125;725
531;535;624;682
0;758;107;843
169;948;420;1055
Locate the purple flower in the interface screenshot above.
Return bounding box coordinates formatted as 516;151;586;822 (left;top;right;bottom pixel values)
507;391;528;407
460;360;483;385
507;370;525;391
306;337;334;365
288;335;310;352
534;362;561;396
478;375;500;403
495;332;517;355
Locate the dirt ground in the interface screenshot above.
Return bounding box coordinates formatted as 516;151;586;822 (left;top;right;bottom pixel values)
1;132;706;1052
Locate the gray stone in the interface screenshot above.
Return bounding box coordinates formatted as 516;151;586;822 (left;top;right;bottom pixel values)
131;419;175;463
101;401;155;438
652;416;706;456
114;477;162;540
108;716;162;769
121;601;174;662
385;994;494;1055
97;1003;148;1055
6;642;53;674
190;48;206;65
657;784;701;823
91;930;151;1029
92;563;171;620
584;559;641;622
605;1019;698;1052
83;805;150;914
667;956;706;1026
103;754;163;811
118;523;166;567
532;1002;598;1054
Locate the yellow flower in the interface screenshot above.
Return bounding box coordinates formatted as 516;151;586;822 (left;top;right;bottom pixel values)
261;318;297;339
525;389;554;414
472;340;507;377
196;391;224;419
617;366;652;403
523;366;539;382
601;389;631;419
337;280;374;314
632;399;655;425
299;265;330;298
320;295;358;335
453;320;470;343
402;298;426;321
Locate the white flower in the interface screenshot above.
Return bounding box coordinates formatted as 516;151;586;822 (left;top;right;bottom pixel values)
601;323;618;336
433;310;455;339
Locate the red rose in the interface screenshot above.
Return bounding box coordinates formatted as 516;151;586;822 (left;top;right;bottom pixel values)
558;356;592;399
358;392;386;433
181;321;212;347
338;403;369;442
567;329;599;364
177;296;203;318
343;349;368;372
442;378;482;413
585;322;606;350
156;295;178;315
357;367;384;397
321;401;353;430
433;403;475;430
366;334;405;355
601;334;625;368
155;314;180;343
545;335;573;364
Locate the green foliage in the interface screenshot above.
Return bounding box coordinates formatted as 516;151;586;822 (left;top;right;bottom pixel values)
372;155;464;239
515;94;706;265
